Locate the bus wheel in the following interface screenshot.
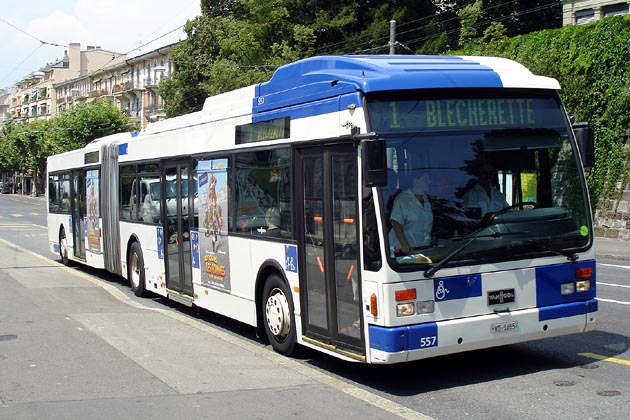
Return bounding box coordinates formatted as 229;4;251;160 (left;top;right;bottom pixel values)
128;242;147;297
263;274;297;356
59;229;70;266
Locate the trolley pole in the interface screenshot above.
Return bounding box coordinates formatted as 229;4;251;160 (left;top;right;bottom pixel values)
389;20;396;55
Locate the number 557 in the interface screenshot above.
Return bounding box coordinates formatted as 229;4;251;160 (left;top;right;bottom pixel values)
420;336;437;348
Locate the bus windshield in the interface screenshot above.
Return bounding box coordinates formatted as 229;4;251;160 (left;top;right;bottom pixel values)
367;90;590;271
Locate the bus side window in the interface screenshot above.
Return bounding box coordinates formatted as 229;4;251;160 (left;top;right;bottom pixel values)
120;174;135;221
234;148;291;238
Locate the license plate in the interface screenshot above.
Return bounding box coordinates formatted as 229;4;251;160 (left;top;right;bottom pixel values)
491;321;518;333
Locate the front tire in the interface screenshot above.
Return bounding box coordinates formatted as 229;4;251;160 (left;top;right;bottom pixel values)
262;274;298;356
128;242;147;297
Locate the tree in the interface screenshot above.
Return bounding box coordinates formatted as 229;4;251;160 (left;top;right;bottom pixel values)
435;0;561;50
50;99;134;151
0;99;133;195
161;0;441;116
458;0;483;48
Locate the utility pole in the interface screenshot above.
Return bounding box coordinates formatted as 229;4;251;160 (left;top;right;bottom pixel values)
389;20;396;55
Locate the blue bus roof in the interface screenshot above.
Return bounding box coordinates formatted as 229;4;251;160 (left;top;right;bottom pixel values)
253;55;559;113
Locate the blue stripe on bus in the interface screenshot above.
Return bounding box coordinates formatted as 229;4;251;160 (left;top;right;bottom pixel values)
369;298;598;354
369;323;438;352
254;56;503;114
252;96;340;123
433;274;482;302
535;260;596;307
251;91;363;122
538;299;598;321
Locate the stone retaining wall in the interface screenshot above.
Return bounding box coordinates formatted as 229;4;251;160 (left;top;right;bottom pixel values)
594;182;630;240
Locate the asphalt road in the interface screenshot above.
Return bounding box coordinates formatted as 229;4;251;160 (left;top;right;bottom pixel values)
1;193;628;420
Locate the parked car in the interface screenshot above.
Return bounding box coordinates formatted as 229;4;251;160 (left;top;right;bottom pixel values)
1;182;14;194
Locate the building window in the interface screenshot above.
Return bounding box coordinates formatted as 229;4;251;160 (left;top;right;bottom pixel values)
603;3;629;17
575;9;595;25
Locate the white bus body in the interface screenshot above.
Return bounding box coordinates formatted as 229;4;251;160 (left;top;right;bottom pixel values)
48;55;597;364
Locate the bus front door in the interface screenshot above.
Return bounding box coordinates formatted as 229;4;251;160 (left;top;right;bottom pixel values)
297;143;364;356
163;161;194;298
71;170;86;260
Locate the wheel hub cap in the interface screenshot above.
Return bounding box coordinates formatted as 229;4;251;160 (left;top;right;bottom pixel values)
265;288;290;338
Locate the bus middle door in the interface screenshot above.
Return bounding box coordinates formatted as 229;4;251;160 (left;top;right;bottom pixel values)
296;143;364;357
71;170;86;260
163;161;194;300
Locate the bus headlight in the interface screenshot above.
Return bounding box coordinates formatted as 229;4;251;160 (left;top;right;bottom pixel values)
561;283;575;295
396;303;415;317
576;280;591;292
417;300;435;314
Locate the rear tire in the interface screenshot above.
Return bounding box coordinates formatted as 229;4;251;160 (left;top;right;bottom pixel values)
128;242;148;297
262;274;298;356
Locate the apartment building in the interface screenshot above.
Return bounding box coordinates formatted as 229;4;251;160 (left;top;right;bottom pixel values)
54;43;174;129
563;1;629;25
0;89;9;124
6;43;125;123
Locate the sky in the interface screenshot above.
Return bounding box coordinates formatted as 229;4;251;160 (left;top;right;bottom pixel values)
0;0;202;89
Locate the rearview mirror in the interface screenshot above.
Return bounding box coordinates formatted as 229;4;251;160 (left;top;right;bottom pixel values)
360;136;387;187
573;121;594;168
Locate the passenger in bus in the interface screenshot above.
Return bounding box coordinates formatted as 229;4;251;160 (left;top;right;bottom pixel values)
61;192;70;211
264;207;281;237
462;161;508;218
142;193;157;223
388;171;433;255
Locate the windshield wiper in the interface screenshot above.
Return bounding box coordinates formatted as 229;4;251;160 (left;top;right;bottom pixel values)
423;227;526;278
478;202;536;229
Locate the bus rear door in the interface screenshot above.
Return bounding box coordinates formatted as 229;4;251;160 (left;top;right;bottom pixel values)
296;143;364;357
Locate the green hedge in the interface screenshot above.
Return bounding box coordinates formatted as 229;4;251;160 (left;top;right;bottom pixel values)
456;15;630;209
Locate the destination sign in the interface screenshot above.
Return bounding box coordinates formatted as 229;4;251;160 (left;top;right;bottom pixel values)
369;97;564;132
235;117;290;144
424;99;535;128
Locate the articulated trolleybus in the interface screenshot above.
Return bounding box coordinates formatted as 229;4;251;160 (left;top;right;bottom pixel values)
47;55;597;364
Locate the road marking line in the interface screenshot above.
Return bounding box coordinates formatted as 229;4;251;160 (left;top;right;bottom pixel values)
0;237;434;420
598;282;630;289
598;298;630;306
599;263;630;269
579;352;630;367
10;214;23;217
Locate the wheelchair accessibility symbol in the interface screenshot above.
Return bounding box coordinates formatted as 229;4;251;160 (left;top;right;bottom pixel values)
435;280;450;300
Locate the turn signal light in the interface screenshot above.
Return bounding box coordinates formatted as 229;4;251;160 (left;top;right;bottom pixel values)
370;293;378;316
395;289;417;302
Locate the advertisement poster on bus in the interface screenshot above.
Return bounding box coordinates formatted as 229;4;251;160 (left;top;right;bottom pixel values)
86;170;101;254
197;159;230;292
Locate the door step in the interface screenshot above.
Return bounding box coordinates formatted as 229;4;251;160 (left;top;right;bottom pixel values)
167;289;193;307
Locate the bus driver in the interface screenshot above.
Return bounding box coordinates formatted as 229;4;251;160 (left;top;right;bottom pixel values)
388;171;433;255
